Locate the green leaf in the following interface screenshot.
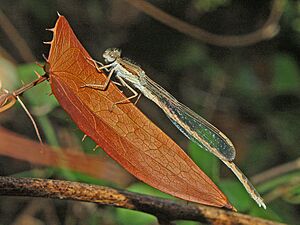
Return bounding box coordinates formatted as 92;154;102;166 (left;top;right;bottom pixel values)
272;54;300;94
116;208;156;225
126;182;174;199
249;205;283;222
219;179;252;211
176;220;199;225
0;58;20;91
188;142;220;182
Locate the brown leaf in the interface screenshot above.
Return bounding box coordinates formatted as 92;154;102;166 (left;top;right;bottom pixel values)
46;15;233;209
0;127;132;186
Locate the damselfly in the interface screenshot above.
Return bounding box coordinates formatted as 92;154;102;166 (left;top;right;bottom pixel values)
83;48;266;209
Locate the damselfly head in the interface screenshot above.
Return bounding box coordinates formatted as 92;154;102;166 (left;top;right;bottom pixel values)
103;48;121;63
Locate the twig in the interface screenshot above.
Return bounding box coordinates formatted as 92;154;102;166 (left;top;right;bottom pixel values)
124;0;284;47
0;176;285;225
16;96;43;144
0;90;16;112
251;157;300;185
0;72;48;112
0;8;36;62
263;176;300;203
0;72;48;143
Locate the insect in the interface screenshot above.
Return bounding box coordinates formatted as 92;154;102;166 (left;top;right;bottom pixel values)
82;48;266;209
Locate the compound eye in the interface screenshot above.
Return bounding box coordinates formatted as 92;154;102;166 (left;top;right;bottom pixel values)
111;49;121;58
103;48;121;63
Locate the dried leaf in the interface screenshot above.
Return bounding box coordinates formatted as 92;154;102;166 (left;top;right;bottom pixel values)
46;15;233;209
0;127;131;186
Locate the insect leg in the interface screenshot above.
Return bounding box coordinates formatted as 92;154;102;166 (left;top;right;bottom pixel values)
81;68;115;91
109;76;139;111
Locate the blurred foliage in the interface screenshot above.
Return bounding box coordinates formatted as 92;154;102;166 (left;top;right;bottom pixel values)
0;0;300;224
0;58;19;90
192;0;231;13
272;54;300;93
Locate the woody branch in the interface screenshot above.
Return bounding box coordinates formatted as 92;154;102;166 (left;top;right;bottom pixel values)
0;176;284;225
